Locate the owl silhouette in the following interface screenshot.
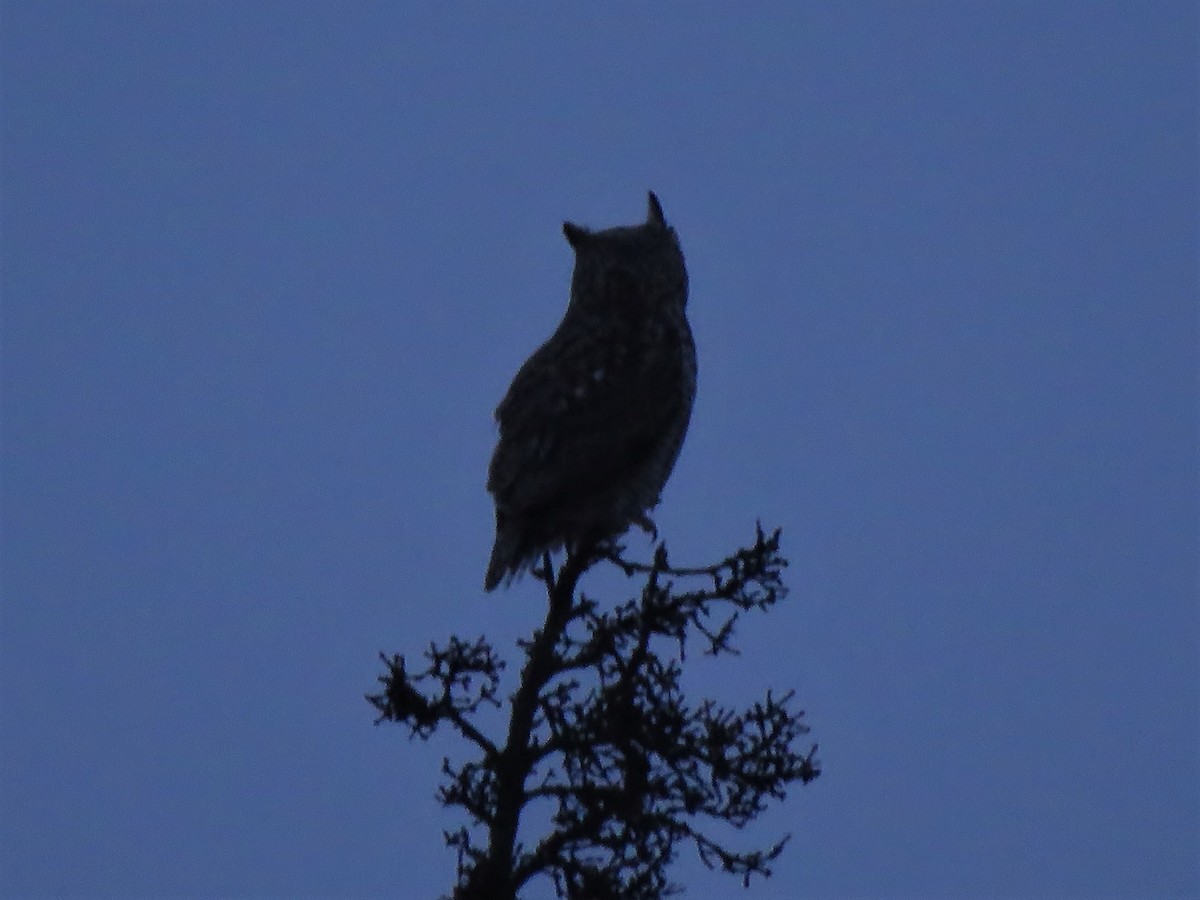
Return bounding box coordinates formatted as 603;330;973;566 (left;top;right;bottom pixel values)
485;192;696;591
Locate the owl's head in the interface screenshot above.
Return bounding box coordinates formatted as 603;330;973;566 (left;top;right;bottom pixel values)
561;192;688;313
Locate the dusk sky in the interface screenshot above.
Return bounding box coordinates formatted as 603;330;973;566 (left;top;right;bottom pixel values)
3;3;1197;898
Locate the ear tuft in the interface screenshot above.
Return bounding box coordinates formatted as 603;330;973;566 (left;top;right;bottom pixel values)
563;221;589;248
647;191;666;226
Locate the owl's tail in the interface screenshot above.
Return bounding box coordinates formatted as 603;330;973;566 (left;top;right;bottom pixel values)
484;526;517;592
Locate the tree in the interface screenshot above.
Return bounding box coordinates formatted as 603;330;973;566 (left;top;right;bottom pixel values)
368;524;819;899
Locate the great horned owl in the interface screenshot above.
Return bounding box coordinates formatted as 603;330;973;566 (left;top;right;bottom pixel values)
484;192;696;592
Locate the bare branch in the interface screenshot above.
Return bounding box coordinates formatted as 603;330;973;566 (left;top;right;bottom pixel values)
372;523;819;899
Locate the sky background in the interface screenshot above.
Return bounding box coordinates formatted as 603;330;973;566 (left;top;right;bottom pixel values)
2;3;1197;898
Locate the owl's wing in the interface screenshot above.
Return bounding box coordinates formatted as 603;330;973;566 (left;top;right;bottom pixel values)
488;314;686;516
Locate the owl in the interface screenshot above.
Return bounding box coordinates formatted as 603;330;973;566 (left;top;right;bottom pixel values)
485;192;696;591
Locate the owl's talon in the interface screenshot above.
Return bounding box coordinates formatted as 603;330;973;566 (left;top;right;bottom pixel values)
596;538;626;559
633;514;659;542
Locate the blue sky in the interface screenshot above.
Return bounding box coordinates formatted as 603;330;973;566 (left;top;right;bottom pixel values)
2;3;1196;898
